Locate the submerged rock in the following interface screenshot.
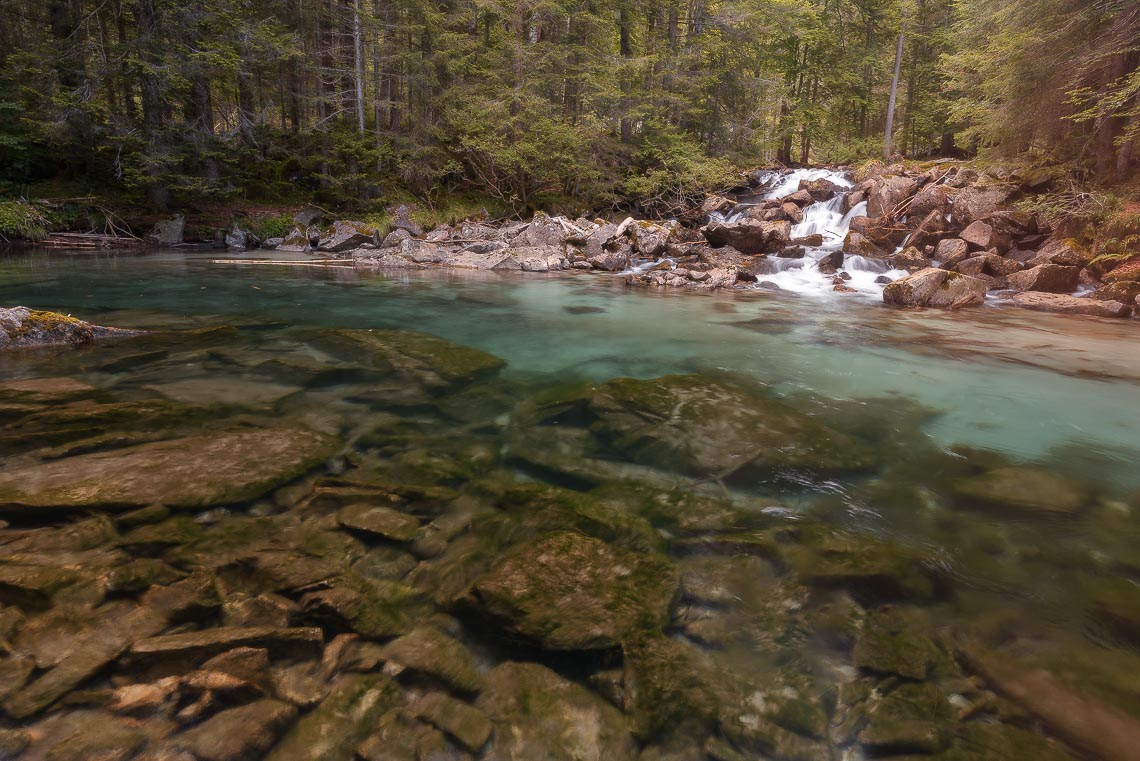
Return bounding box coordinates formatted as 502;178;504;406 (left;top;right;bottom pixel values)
953;466;1090;515
264;673;401;761
381;625;484;694
0;306;139;350
469;531;678;650
1005;292;1133;318
476;661;637;761
170;699;297;761
0;428;337;516
589;374;873;479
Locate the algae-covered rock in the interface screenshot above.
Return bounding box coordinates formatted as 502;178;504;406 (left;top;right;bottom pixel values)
953;467;1090;515
1086;577;1140;645
302;328;505;391
337;503;421;542
860;682;953;755
622;636;721;742
946;722;1077;761
853;607;951;680
414;691;493;752
589;375;873;479
470;531;678;650
264;673;401;761
0;428;337;516
381;625;484;694
477;661;637;761
171;699;298;761
0;306;139;350
17;709;148;760
497;482;663;553
301;573;426;639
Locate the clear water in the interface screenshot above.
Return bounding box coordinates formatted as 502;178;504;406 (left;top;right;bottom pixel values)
3;247;1140;754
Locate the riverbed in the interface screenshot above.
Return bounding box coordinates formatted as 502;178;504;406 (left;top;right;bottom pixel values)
1;247;1138;760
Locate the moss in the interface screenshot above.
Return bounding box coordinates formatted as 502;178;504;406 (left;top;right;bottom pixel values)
0;200;50;241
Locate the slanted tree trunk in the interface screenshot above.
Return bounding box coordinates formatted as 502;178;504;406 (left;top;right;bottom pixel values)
884;23;905;161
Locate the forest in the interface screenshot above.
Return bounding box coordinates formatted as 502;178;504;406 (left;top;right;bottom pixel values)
0;0;1137;217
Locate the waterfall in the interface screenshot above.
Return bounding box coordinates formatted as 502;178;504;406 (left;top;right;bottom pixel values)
763;168;853;200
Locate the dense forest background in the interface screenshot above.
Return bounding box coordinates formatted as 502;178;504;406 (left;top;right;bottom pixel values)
0;0;1137;216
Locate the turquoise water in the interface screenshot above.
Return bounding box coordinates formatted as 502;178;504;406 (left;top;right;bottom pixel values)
4;248;1138;488
3;247;1140;758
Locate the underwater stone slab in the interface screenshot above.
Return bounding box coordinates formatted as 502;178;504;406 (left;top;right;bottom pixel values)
381;625;484;694
470;531;678;650
952;467;1090;515
131;626;324;663
476;662;637;761
264;673;400;761
171;699;298;761
337;503;421;542
0;428;337;515
589;374;873;479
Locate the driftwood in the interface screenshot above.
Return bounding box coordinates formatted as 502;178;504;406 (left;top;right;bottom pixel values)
211;258;352;267
38;232;145;249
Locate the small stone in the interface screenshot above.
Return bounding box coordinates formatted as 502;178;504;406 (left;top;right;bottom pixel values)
337;503;421;542
415;691;493;752
382;625;484;694
172;699;297;761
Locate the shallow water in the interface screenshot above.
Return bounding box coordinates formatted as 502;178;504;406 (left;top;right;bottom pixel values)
2;247;1140;758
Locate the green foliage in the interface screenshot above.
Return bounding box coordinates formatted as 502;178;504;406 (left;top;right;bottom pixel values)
0;200;50;241
623;121;737;214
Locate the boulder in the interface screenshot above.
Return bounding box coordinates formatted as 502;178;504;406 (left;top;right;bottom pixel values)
225;226;258;250
959;220;996;250
781;202;804;225
381;626;484;694
318;221;374;254
1027;238;1092;268
276;226;312;254
470;531;678;650
414;692;492;752
782;189;814;207
1091;281;1140;303
588;374;872;477
882;268;989;309
988;209;1042;237
1006;292;1133;318
476;662;637;761
262;237;283;249
952;185;1015;226
843;233;885;258
799;177;845;201
908;184;952;219
265;674;400;761
0;306;138;351
867;176;919;218
701;219;790;255
953;466;1090;514
934;238;970;268
700;195;734;215
171;699;298;761
1006;264;1079;293
888;247;931;272
148;214;185;245
0;428;337;516
337;503;420;542
380;228;412;248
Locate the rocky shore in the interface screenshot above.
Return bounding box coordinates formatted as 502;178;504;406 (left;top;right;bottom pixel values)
0;315;1138;761
194;163;1140;320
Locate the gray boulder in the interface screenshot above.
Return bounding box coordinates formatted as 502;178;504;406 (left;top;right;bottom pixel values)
882;268;989;309
225;226;259;250
0;306;139;351
147;214;185;245
318;221;374;254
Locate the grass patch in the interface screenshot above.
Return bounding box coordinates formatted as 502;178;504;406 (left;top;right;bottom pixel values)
0;199;51;241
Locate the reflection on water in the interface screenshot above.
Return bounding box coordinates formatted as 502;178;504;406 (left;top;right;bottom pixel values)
1;248;1139;759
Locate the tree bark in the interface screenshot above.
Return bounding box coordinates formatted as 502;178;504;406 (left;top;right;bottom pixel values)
884;23;905;161
353;0;366;133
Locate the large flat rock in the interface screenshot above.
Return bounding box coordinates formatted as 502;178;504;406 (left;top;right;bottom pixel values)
0;428;336;515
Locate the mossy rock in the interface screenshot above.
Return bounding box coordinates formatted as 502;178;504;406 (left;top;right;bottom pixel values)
301;572;427;639
1086;577;1140;645
590;482;751;537
0;307;137;350
299;328;505;391
498;482;664;553
860;682;954;755
382;625;484;694
943;723;1077;761
622;636;721;742
106;559;184;595
853;607;955;681
778;524;943;605
264;673;401;761
469;531;679;650
952;467;1091;516
475;661;637;761
589;374;874;479
0;428;337;516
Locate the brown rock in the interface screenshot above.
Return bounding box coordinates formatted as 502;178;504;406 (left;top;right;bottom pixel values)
935;238;971;268
1006;293;1133;318
1006;264;1080;293
1091;282;1140;303
1104;258;1140;283
953;185;1015;226
172;699;297;761
1027;238;1092;268
960;220;996;250
414;692;492;752
883;268;989;309
131;627;324;664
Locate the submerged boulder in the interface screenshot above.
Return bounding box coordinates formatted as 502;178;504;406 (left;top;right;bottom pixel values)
469;531;678;650
476;661;637;761
589;374;873;478
953;466;1090;515
0;428;337;516
1006;292;1133;318
0;307;139;351
882;268;989;309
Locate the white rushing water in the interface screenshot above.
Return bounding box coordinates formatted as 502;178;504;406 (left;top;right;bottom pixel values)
747;169;908;299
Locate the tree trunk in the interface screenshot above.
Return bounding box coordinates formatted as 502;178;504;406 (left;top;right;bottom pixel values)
884;24;905;161
353;0;366;133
